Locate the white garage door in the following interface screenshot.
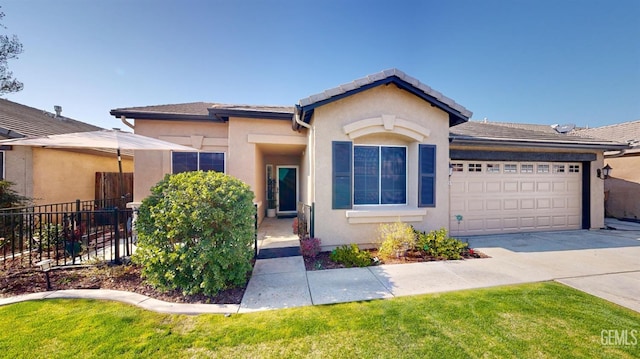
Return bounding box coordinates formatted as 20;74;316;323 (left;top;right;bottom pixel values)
449;161;582;235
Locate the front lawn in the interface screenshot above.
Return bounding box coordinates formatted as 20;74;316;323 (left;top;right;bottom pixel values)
1;282;638;358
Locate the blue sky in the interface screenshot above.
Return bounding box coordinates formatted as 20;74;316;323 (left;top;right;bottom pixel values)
2;0;639;129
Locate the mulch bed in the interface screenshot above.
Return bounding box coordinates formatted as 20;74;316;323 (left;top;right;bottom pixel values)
304;248;489;271
0;259;246;304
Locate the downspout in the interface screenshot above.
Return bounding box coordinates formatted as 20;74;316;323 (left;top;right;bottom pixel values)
120;115;135;130
294;105;311;130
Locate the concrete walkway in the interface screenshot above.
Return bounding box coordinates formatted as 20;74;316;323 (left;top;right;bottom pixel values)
2;218;640;315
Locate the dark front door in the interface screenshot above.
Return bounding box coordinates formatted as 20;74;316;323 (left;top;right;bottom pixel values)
277;166;297;214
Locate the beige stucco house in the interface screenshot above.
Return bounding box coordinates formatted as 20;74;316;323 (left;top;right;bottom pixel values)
0;99;134;206
578;120;640;221
111;69;627;248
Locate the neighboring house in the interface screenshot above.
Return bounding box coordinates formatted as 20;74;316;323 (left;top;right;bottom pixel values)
111;69;627;248
0;99;134;206
577;120;640;220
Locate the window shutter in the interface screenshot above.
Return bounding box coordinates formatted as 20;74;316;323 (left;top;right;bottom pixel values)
332;141;352;209
419;145;436;207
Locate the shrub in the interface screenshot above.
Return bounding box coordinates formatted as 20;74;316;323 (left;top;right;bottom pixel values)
300;237;321;258
330;244;372;267
35;223;63;250
132;171;256;296
377;221;416;259
415;227;468;260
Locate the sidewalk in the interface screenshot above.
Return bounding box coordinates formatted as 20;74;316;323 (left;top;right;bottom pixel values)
2;221;640;315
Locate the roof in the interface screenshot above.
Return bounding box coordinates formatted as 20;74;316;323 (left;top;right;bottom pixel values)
0;98;102;138
451;121;629;150
295;68;472;129
575;119;640;147
110;102;294;121
480;121;582;135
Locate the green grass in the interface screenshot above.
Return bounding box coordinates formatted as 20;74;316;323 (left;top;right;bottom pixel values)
1;282;638;358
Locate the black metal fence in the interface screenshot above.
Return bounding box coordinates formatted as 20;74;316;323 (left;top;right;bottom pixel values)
0;199;134;267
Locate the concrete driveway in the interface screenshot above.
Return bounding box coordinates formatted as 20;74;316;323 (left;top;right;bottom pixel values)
241;225;640;313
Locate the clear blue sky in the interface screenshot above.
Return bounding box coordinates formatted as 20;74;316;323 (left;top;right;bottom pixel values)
2;0;639;129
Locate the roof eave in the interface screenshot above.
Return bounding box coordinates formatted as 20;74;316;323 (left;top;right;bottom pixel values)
296;75;470;130
450;136;630;151
208;108;293;122
109;110;217;122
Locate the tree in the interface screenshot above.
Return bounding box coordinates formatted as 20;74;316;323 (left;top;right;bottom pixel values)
0;7;23;95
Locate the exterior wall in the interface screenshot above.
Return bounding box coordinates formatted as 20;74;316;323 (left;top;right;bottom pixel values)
3;146;33;200
133;118;306;224
449;144;606;230
604;154;640;220
311;85;451;249
133;119;229;201
31;148;133;205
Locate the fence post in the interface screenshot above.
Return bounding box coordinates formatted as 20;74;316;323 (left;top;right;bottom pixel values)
113;208;120;264
254;204;258;259
310;202;315;238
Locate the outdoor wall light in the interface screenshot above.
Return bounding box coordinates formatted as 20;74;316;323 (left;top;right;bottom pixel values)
597;164;612;179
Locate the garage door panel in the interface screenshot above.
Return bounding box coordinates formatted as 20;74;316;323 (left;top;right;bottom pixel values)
450;160;582;235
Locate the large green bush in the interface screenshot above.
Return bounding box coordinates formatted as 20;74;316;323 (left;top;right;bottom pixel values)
416;227;468;260
132;171;256;296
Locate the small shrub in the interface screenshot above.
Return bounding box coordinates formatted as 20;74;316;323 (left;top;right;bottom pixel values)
300;237;321;258
330;244;372;267
377;221;416;259
133;171;255;296
416;227;468;260
35;223;63;250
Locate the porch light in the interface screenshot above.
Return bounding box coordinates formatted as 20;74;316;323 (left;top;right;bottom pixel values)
597;164;612;179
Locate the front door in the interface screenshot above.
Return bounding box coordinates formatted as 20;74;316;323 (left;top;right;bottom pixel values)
277;166;298;215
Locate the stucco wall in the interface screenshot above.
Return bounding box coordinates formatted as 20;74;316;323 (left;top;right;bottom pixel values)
3;146;33;200
310;84;451;249
604;154;640;220
133;119;230;201
31;148;133;205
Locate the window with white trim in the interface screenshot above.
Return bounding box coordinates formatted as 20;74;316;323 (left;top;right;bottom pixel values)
353;145;407;205
486;164;501;173
521;164;534;173
468;163;482;172
504;164;517;173
451;163;463;172
569;164;580;173
553;164;565;173
172;152;225;174
537;164;550;173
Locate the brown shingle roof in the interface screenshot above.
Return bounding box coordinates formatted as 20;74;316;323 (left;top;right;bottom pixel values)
451;121;627;149
110;102;294;121
0;98;102;138
575;120;640;146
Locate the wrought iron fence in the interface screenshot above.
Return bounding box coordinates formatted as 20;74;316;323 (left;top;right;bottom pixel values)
296;202;314;239
0;199;134;267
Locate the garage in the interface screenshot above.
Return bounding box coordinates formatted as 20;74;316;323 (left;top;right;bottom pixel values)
449;161;582;235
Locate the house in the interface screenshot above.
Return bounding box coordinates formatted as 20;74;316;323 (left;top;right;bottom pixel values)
110;69;627;248
577;120;640;221
0;99;134;206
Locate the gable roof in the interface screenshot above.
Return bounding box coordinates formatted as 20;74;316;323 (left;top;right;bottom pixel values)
110;102;294;122
295;68;472;129
0;98;102;138
451;121;629;150
575;119;640;147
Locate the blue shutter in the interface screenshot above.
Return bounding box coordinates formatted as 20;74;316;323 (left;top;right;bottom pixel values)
419;145;436;207
332;141;352;209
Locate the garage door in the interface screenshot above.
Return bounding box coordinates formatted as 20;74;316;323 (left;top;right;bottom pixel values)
450;161;582;235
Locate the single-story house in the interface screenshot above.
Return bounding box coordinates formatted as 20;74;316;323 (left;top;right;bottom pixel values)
110;69;628;248
577;120;640;220
0;99;134;206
